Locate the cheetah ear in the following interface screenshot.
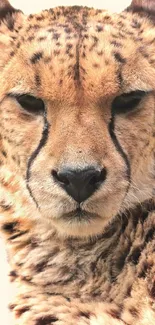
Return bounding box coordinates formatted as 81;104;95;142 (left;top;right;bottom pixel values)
0;1;24;70
127;0;155;21
0;0;17;19
0;0;23;30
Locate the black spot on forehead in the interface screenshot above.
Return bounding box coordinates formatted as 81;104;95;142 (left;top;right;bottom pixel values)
131;19;141;29
30;52;43;64
11;36;17;40
35;74;41;87
38;36;47;41
52;33;61;40
125;30;134;36
2;150;7;157
66;43;73;49
53;49;60;56
15;43;20;51
97;50;103;56
117;21;125;28
114;52;126;64
129;307;139;318
118;32;126;39
111;34;118;39
27;36;35;42
36;15;44;21
111;41;122;48
65;27;72;34
48;27;55;33
66;43;73;55
117;70;123;86
28;24;40;31
10;51;15;57
29;14;34;19
96;25;103;32
44;57;51;64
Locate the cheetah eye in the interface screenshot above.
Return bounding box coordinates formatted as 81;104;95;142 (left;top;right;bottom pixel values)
15;94;45;115
112;90;146;114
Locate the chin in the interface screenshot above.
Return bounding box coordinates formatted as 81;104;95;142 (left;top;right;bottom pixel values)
50;209;113;238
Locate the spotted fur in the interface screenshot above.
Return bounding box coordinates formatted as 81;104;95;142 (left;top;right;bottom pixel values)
0;0;155;324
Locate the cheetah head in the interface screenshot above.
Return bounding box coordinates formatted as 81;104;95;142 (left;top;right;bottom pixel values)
0;0;155;237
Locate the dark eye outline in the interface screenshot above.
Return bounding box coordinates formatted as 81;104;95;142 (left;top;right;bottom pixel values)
8;93;45;115
112;90;147;114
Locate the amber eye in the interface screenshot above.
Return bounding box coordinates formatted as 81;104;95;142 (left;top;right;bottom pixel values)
112;90;146;114
15;94;45;115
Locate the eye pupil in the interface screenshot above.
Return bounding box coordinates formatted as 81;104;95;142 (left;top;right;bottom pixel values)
112;90;146;114
16;94;44;114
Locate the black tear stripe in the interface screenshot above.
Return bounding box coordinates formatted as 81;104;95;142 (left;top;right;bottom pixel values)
74;43;80;82
109;112;131;187
26;110;50;208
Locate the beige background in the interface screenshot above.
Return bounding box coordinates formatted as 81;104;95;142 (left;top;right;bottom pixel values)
11;0;131;14
0;0;130;324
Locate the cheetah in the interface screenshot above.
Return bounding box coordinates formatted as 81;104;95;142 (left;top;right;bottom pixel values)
0;0;155;324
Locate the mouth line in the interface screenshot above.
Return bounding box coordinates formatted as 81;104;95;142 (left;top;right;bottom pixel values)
61;208;101;222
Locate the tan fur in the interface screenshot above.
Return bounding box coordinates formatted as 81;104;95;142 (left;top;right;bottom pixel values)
0;0;155;324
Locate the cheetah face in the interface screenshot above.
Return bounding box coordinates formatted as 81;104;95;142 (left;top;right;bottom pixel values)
0;1;155;237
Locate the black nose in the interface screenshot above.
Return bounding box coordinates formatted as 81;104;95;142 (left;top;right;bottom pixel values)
52;167;107;203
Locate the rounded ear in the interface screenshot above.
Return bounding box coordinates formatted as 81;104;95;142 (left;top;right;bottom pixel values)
0;1;24;70
0;0;18;19
0;0;23;30
127;0;155;21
